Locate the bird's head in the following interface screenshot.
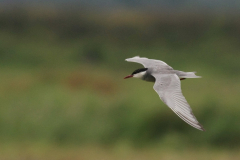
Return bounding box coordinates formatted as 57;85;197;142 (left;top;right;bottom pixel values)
124;68;148;79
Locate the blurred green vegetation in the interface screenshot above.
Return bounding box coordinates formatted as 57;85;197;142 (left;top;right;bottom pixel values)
0;8;240;159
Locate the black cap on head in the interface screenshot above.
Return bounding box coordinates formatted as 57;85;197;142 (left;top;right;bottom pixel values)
131;68;148;75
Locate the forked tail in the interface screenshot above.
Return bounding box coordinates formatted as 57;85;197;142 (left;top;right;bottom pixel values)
175;70;201;79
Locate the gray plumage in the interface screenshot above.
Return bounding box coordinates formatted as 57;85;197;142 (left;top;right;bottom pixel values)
125;56;204;131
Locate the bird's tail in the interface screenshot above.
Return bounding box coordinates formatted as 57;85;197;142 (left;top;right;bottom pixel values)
175;70;201;78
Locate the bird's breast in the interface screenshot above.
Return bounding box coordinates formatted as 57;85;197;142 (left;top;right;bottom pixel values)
143;74;156;82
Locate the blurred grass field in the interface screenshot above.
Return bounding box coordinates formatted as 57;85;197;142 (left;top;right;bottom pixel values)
0;7;240;159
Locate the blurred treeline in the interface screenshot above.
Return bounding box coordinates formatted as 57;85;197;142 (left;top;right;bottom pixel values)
0;7;240;150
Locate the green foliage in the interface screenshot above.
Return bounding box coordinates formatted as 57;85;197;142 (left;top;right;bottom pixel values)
0;8;240;151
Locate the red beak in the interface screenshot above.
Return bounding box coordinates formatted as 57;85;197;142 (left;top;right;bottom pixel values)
124;75;133;79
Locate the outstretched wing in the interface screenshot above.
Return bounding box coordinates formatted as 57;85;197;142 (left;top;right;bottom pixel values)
125;56;173;69
152;73;205;131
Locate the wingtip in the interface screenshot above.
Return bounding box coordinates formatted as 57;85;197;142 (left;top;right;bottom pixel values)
125;56;140;61
198;123;206;131
201;126;206;131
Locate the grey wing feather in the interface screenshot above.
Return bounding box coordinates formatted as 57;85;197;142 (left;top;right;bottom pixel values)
125;56;173;69
152;74;205;131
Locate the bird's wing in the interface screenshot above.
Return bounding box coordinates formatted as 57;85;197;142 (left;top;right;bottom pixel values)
152;73;205;131
125;56;173;69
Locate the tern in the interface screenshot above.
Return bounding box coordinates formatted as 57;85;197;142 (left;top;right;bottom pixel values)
124;56;205;131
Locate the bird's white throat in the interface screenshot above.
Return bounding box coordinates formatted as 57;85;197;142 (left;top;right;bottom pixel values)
133;71;146;79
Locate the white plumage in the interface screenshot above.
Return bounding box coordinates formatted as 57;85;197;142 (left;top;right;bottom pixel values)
125;56;205;131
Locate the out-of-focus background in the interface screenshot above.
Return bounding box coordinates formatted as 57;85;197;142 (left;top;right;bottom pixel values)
0;1;240;160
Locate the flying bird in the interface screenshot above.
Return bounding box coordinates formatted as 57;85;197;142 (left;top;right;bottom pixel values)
124;56;205;131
